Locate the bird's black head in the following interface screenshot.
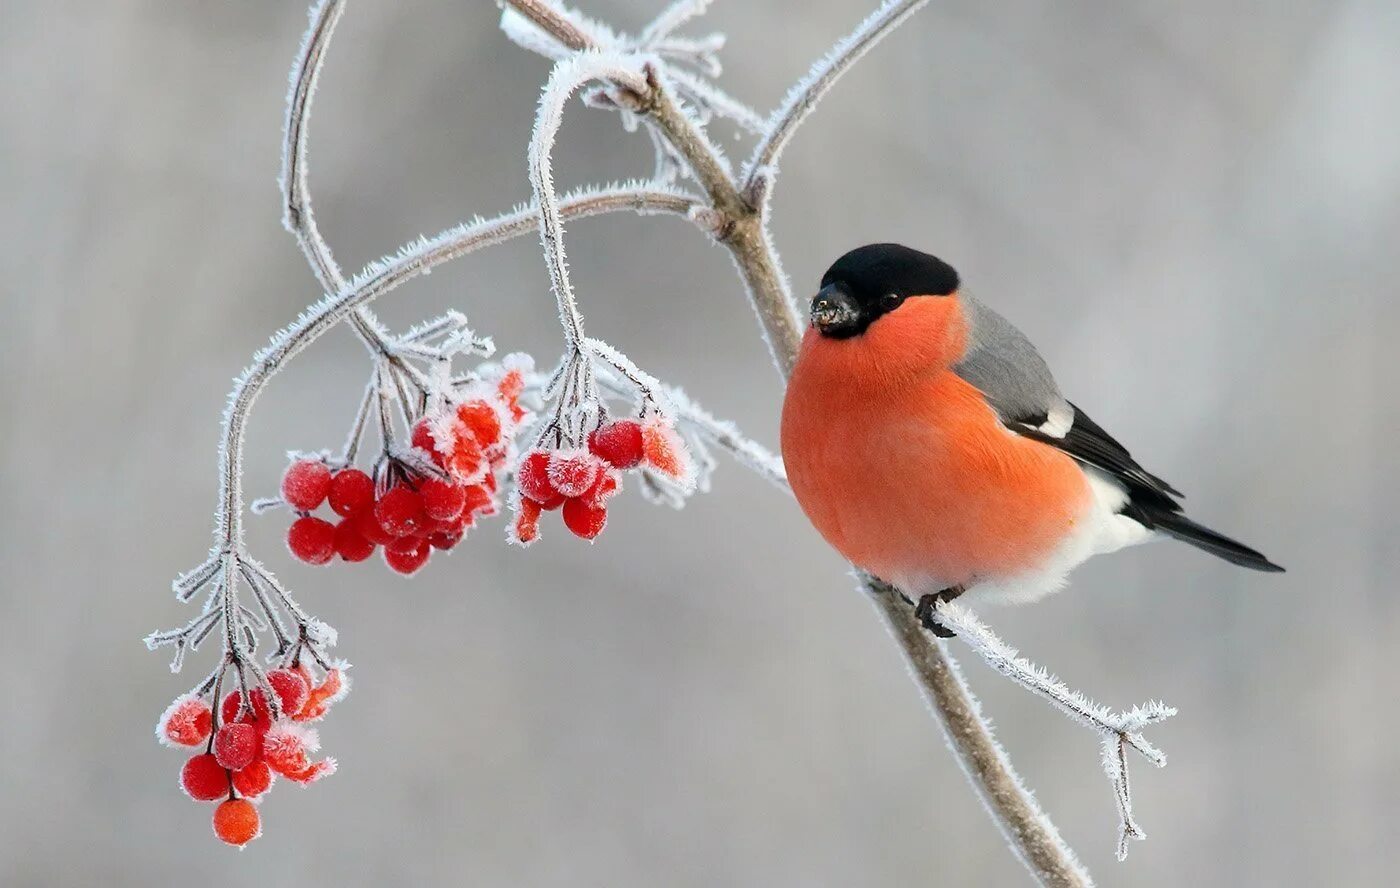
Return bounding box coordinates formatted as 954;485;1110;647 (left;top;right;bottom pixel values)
811;243;960;338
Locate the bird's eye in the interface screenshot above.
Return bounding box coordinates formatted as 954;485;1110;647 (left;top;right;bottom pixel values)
880;293;904;312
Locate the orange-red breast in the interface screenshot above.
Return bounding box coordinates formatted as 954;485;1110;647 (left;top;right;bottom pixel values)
781;243;1281;633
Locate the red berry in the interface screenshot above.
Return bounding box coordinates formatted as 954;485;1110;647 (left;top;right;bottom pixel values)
511;497;542;545
642;421;690;481
562;498;607;540
328;468;375;517
461;483;496;516
420;478;467;522
287;516;335;564
548;452;602;498
447;432;484;481
281;459;332;511
584;469;620;507
159;695;213;747
411;418;445;467
213;798;261;846
497;368;527;422
221;688;271;729
374;485;424;537
384;538;430;575
456;400;502;446
428;528;463;550
588;420;644;469
213;722;260;771
266;669;310;715
333;517;375;562
232;761;272;799
354;510;396;546
516;451;557;503
181;753;229;802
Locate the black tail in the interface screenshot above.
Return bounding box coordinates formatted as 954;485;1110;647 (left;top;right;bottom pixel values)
1123;503;1284;572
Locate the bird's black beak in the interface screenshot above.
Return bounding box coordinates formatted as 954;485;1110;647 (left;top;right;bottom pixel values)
811;284;861;338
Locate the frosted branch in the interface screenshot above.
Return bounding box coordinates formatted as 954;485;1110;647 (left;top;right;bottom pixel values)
744;0;930;190
934;600;1176;860
529;53;652;352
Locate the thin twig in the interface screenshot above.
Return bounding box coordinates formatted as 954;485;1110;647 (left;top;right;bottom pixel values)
743;0;930;190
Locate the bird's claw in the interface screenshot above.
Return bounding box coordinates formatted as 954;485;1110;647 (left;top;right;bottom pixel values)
915;587;964;638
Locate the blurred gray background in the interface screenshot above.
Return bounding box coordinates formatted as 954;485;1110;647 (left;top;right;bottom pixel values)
3;0;1398;885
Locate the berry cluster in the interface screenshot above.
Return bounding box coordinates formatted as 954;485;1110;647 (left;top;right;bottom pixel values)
158;666;346;846
511;417;692;544
278;364;529;576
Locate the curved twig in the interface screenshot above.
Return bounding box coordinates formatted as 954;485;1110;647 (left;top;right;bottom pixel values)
528;52;652;351
743;0;930;191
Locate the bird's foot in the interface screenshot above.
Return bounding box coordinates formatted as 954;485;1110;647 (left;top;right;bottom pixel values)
915;586;966;638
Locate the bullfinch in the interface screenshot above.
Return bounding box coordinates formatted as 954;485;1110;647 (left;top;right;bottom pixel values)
781;243;1282;635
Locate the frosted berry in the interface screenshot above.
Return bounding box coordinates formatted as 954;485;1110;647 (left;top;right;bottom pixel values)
421;478;467;522
295;668;345;722
428;528;463;550
584;470;620;507
642;421;690;481
547;452;601;498
328;468;375;517
221;688;271;729
267;669;310;716
588;420;644;469
447;431;484;481
456;400;502;446
562;498;607;540
384;538;430;575
374;486;424;537
231;761;272;800
516;451;557;503
181;753;229;802
214;722;260;771
333;518;375;562
512;497;542;545
287;516;336;565
281;459;332;511
461;483;495;516
213;798;261;846
159;696;213;747
410;421;445;471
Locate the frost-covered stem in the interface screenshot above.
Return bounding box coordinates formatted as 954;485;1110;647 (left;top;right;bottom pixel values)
867;579;1092;887
504;0;598;50
743;0;930;190
282;0;397;363
529;53;651;352
934;600;1175;861
214;187;698;547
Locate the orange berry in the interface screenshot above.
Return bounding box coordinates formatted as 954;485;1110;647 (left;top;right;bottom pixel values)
642;421;690;481
231;761;273;799
456;400;501;446
511;497;542;545
213;798;261;846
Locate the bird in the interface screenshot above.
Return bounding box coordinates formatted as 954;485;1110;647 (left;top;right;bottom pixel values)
780;243;1282;635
